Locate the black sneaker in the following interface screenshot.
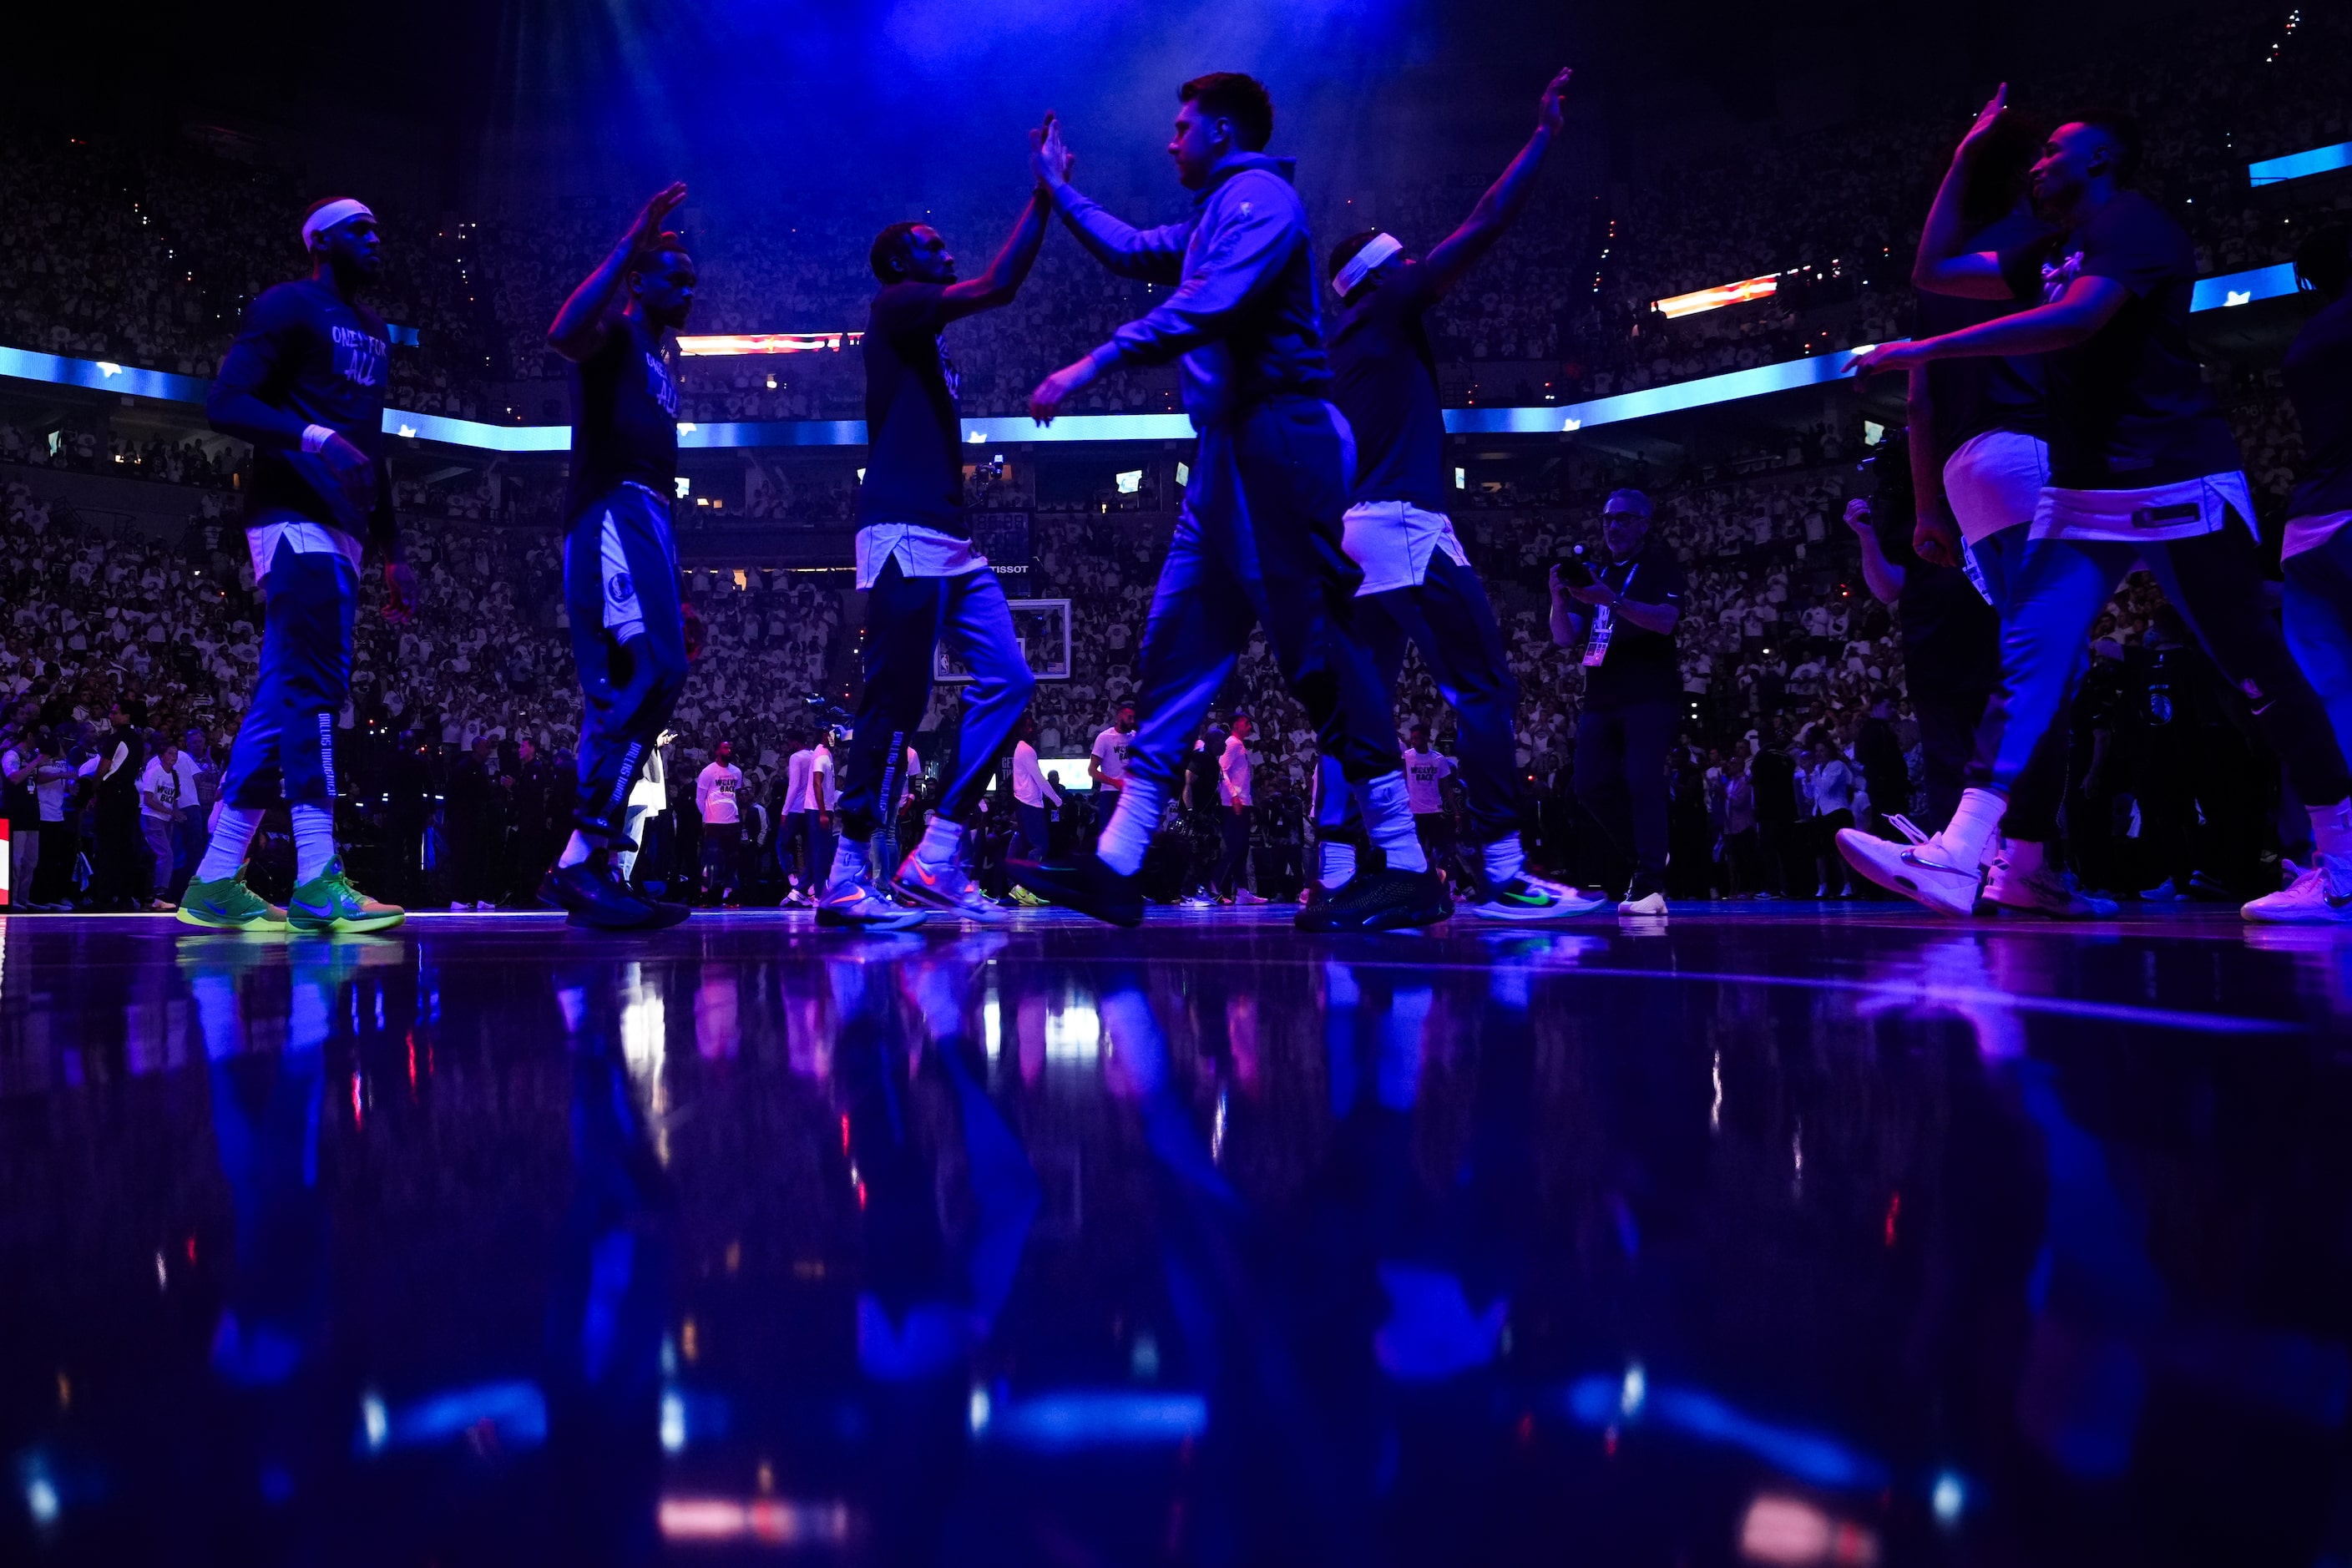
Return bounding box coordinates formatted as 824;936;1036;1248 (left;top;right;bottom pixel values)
1294;868;1452;933
1008;852;1146;928
549;860;685;931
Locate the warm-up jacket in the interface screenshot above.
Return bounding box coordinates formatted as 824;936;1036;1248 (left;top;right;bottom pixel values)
1054;153;1333;427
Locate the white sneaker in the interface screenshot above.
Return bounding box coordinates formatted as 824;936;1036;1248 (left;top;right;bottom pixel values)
1235;888;1269;905
1836;827;1981;917
2241;854;2352;924
1469;874;1611;922
1617;889;1668;917
817;873;928;931
893;853;1011;924
473;900;498;912
1986;858;2120;918
449;901;467;911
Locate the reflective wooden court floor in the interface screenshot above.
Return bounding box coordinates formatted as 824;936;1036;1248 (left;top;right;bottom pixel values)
4;903;2349;1565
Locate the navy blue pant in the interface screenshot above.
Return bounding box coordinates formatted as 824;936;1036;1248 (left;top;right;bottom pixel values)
1971;521;2350;812
1573;700;1674;887
220;524;356;809
564;486;689;848
1127;397;1403;825
1014;801;1050;861
840;559;1034;842
1316;549;1521;847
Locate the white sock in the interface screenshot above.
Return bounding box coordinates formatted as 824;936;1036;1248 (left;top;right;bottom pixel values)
1358;772;1429;873
2311;800;2352;861
1937;787;2006;873
1320;840;1358;889
2002;837;2046;877
913;815;964;870
291;803;336;883
827;834;870;891
1378;989;1432;1110
557;830;592;869
195;806;265;883
1095;775;1165;878
190;973;240;1061
1481;833;1527;887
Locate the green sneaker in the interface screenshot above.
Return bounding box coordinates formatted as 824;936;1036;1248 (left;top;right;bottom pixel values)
176;873;289;931
287;859;405;934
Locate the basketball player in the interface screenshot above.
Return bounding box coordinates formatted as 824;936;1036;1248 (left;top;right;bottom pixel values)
180;196;411;933
544;182;698;929
819;163;1053;929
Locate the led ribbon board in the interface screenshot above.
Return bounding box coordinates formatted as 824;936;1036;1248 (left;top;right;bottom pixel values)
2;257;2303;455
1651;274;1780;320
2249;142;2352;186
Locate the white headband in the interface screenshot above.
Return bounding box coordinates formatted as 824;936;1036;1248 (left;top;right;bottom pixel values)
301;199;376;252
1335;232;1404;298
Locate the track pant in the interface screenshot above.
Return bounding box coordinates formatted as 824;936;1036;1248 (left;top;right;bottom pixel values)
220;528;355;809
1314;549;1521;847
701;822;741;903
144;815;175;894
2283;523;2352;772
1014;802;1050;862
1573;699;1674;887
1126;397;1403;830
564;485;688;849
1965;524;2080;844
840;560;1033;843
776;811;812;886
1216;805;1252;895
615;805;653;883
1974;522;2351;811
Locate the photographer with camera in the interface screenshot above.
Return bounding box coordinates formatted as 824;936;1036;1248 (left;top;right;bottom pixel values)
1551;488;1686;915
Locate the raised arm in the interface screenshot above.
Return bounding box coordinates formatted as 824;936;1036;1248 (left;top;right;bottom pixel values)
1421;67;1572;300
1029;115;1189;284
547;183;689;363
936;185;1051;322
1914;87;2020;301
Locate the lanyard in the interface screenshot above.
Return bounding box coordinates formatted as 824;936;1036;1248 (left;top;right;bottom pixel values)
1583;560;1639;667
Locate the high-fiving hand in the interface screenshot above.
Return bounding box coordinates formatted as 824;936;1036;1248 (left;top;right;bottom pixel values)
630;181;690;250
1957;84;2008;162
1029;114;1074;190
1536;66;1573;135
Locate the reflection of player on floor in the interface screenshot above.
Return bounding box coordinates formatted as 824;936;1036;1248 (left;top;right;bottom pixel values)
543;183;698;928
820;160;1054;930
180;196;412;934
1314;66;1606;923
1010;74;1449;932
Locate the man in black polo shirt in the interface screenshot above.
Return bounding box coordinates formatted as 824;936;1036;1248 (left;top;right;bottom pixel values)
1550;489;1685;914
820;173;1051;930
1851;107;2352;922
